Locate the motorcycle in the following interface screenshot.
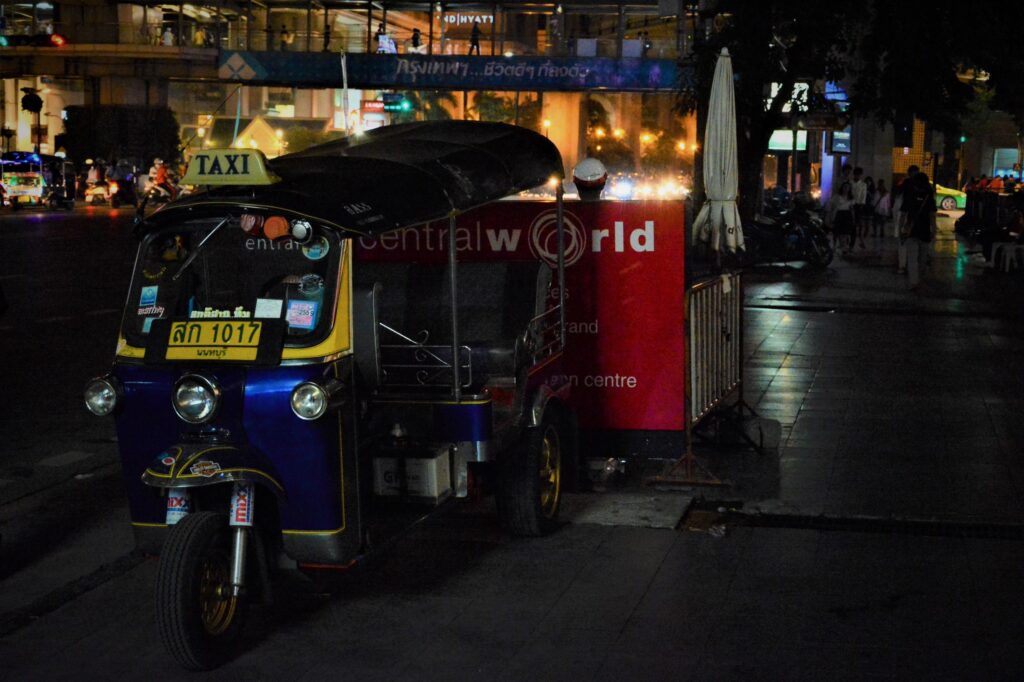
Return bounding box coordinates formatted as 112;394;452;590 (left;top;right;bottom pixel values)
84;180;112;205
109;175;139;208
143;179;177;204
742;200;833;268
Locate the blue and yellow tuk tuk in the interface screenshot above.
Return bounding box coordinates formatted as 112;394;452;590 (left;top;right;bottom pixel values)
85;122;576;669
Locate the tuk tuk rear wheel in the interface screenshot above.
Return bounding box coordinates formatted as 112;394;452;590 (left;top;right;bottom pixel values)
497;411;564;537
156;511;247;670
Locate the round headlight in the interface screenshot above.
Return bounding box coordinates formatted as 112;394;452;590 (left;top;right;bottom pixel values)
173;374;220;424
84;377;118;416
291;382;328;420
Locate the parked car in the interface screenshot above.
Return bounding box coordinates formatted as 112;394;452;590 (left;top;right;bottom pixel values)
935;184;967;211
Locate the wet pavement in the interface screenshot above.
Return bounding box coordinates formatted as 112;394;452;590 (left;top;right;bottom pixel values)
2;209;1023;680
727;212;1024;522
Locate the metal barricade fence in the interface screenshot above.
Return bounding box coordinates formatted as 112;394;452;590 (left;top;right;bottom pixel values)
686;271;743;427
646;270;745;487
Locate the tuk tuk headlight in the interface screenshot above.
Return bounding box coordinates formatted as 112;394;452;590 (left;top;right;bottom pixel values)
173;374;220;424
84;377;120;416
291;382;328;420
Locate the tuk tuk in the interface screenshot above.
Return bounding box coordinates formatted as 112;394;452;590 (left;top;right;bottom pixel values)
42;154;77;209
0;151;76;209
85;121;576;669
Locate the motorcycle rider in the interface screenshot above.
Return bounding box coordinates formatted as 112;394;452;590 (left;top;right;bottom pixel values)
149;158;176;201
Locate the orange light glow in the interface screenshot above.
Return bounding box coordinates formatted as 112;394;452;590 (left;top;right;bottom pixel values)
263;216;290;240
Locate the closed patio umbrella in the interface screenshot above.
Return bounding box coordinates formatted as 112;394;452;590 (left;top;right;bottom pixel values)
693;48;744;253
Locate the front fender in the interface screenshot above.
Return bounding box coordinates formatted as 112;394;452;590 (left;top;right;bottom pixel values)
141;443;286;500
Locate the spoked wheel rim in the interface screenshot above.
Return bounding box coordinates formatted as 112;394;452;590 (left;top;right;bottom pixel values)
198;549;237;636
538;424;562;519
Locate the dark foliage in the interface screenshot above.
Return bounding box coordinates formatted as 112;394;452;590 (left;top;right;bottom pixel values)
678;0;854;218
62;106;180;166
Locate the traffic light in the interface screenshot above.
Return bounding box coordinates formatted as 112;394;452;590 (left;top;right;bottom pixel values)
20;87;43;114
959;134;968;144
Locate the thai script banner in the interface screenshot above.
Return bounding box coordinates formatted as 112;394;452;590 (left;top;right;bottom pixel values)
219;51;678;92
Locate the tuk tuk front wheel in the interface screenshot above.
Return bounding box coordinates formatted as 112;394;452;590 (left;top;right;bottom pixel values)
497;411;564;537
156;511;247;670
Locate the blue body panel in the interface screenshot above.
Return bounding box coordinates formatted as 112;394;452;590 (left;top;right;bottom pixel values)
433;402;492;442
114;362;346;534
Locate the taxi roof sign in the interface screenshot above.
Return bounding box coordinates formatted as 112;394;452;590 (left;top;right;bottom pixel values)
183;149;280;186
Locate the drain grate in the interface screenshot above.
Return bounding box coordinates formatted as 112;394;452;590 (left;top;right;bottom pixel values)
685;499;1024;541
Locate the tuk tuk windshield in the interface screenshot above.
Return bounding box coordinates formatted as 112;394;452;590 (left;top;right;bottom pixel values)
123;216;342;350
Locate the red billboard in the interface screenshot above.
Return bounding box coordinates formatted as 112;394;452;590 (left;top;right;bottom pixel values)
355;200;685;431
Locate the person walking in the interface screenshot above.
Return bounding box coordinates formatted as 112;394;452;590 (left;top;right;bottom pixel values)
280;26;293;51
161;26;175;46
851;167;868;249
374;22;386;52
873;179;890;238
901;171;937;290
833;181;856;256
469;19;481;55
411;27;421;51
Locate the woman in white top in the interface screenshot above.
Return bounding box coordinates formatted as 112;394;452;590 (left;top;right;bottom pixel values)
833;181;855;254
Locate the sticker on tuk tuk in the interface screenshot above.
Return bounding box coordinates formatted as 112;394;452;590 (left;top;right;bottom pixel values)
139;285;158;307
302;237;330;261
161;455;175;466
190;460;222;477
142;317;159;334
255;298;283;319
286;300;318;330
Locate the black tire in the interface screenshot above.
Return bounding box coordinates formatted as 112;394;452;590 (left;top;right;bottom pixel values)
497;409;566;536
156;512;247;670
940;196;957;211
806;230;834;267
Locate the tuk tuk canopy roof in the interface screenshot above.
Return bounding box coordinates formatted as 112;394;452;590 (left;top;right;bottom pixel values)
153;121;563;236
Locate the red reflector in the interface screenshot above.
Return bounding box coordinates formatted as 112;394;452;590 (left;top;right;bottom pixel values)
51;34;67;46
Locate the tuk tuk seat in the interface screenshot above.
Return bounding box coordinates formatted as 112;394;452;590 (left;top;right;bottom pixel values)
353;260;552;389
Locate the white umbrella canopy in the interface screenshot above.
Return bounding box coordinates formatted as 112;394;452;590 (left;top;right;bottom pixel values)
693;48;745;253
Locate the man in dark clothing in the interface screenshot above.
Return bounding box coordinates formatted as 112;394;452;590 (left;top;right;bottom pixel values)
901;170;936;290
469;20;481;55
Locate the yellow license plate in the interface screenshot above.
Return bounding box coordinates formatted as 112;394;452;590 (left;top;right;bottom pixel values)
166;321;262;361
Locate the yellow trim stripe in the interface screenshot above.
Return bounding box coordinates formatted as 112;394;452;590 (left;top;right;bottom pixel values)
144;466;285;492
132;522;169;528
